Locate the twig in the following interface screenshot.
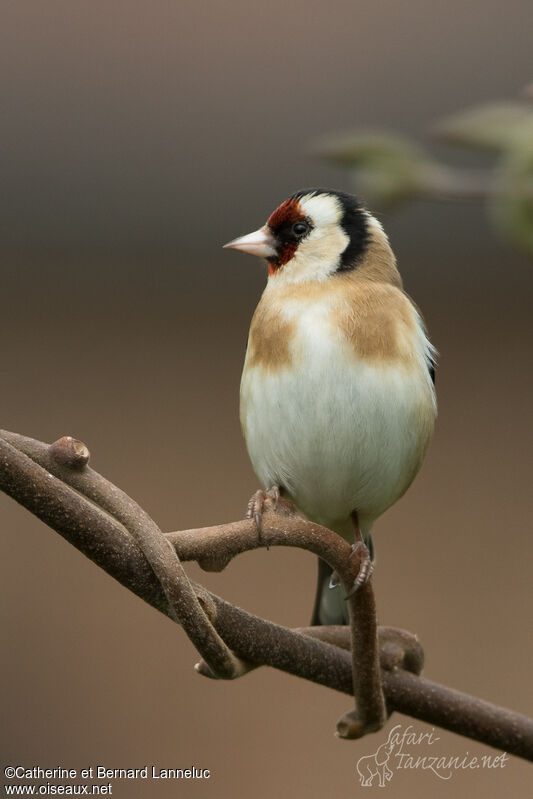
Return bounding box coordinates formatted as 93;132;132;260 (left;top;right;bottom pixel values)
213;598;533;760
1;429;533;760
5;430;386;735
167;509;386;736
337;582;386;737
0;431;241;679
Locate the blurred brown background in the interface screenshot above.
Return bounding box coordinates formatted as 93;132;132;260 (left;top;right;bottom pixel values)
1;1;532;796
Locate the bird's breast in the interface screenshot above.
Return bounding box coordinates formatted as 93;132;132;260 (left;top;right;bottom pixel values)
240;284;436;529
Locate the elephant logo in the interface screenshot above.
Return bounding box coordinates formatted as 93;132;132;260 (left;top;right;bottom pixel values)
356;740;395;787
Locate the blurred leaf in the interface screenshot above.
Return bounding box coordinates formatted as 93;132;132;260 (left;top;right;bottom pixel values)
433;102;533;152
310;131;437;206
311;96;533;257
491;122;533;256
524;81;533;100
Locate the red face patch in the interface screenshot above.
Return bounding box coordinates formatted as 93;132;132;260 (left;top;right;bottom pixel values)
267;198;305;270
267;198;304;229
276;242;298;266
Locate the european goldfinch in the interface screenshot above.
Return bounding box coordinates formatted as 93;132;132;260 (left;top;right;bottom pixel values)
224;189;436;625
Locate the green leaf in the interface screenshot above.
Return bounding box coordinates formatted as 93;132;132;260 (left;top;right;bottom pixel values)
491;123;533;256
310;131;436;206
433;103;533;152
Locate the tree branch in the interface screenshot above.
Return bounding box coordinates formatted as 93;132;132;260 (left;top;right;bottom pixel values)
1;429;532;760
167;510;385;735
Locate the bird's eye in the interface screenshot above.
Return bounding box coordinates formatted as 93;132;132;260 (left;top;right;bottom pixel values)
292;222;309;236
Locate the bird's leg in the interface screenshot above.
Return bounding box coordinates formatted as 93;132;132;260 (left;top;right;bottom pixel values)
329;513;373;593
345;511;374;598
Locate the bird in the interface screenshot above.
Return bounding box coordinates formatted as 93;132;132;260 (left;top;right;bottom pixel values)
223;188;436;625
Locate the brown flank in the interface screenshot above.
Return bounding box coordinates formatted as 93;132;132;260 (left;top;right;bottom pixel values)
246;299;296;372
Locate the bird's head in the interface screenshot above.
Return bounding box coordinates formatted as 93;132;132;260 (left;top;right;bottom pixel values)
224;188;392;284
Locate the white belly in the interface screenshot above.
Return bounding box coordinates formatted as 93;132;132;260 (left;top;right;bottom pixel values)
240;314;435;536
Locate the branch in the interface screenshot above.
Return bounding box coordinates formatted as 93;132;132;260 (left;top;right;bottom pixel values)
1;430;533;760
0;431;241;680
1;429;384;735
167;510;386;735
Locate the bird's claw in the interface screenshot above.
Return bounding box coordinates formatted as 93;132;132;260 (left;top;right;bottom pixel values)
345;540;374;599
329;569;341;588
246;486;301;548
246;486;281;546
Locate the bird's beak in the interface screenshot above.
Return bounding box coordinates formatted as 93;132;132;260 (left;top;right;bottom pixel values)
223;225;277;258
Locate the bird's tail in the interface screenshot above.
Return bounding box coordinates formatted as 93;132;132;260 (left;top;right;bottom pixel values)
310;535;374;626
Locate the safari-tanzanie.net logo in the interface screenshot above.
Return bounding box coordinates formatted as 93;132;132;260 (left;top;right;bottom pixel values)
355;723;508;787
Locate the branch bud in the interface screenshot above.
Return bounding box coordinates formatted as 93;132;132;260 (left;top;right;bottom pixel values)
49;436;90;469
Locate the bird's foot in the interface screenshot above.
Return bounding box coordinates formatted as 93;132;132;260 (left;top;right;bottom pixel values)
345;540;374;599
246;486;280;535
246;486;298;547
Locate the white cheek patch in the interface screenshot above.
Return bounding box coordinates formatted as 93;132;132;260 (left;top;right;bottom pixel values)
274;223;349;284
299;193;343;227
300;225;349;264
